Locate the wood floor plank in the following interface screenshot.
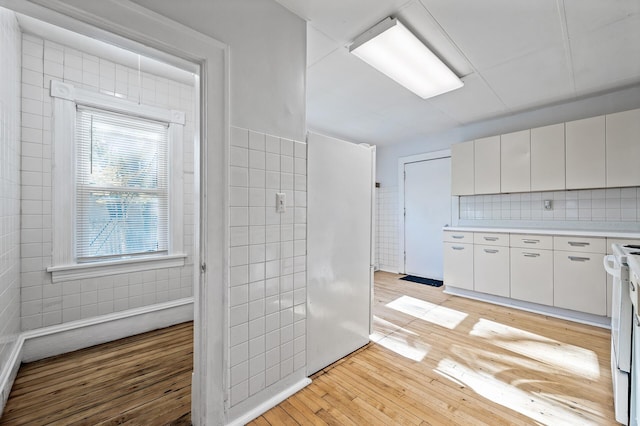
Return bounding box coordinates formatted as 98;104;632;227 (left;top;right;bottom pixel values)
2;271;617;425
251;271;617;426
0;322;193;426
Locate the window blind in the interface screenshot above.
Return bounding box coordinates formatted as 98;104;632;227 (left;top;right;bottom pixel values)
75;106;169;261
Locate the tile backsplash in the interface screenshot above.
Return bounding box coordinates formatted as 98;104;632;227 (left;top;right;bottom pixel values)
459;187;640;230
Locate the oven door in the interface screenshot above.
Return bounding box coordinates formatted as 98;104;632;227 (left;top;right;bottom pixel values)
606;254;632;373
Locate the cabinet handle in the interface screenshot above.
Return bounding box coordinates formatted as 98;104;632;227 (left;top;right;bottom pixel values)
523;239;539;244
631;281;636;292
452;235;465;239
568;256;590;262
452;246;465;250
484;237;498;241
523;252;540;257
635;315;640;327
568;241;590;247
484;249;499;254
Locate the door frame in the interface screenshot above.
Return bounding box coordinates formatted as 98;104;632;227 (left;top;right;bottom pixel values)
397;149;457;274
0;1;229;424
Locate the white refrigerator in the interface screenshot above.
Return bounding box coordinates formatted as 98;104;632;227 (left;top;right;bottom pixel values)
306;132;375;375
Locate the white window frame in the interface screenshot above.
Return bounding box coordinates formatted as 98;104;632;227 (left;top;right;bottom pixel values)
47;79;186;282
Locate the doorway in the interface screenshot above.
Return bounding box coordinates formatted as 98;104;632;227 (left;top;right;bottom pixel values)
401;152;451;280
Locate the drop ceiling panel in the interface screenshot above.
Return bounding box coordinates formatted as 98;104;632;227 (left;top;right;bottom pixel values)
563;0;640;36
274;0;412;42
570;14;640;95
428;73;506;123
481;45;575;110
401;0;565;70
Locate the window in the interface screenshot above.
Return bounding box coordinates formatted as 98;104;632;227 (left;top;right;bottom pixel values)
75;108;169;261
48;80;186;282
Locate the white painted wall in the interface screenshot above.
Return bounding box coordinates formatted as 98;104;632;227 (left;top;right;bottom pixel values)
124;0;306;142
0;6;22;410
18;32;196;330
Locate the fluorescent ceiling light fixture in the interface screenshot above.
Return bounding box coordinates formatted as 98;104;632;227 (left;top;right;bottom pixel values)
349;17;463;99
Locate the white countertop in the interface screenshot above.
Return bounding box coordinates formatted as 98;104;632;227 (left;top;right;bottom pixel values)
444;226;640;239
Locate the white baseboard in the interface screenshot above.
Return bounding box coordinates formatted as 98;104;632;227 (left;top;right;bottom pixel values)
0;336;24;415
444;286;611;328
226;375;311;426
22;298;194;362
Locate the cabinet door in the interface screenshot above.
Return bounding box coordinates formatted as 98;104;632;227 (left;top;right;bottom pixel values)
443;243;473;290
451;141;474;195
501;130;530;193
474;136;500;194
531;123;565;191
554;251;606;315
565;116;605;189
474;244;509;297
606;108;640;187
510;248;553;305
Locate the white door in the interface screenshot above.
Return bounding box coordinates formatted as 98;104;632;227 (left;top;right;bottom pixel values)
307;133;374;375
404;157;451;279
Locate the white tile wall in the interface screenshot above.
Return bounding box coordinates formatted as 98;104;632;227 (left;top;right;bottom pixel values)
0;7;22;378
19;33;196;330
459;188;640;230
228;127;307;407
375;186;399;272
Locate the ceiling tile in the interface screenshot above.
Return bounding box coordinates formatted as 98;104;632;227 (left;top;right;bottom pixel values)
563;0;640;36
420;0;565;70
274;0;411;43
480;45;575;110
570;14;640;95
428;73;506;123
395;1;473;77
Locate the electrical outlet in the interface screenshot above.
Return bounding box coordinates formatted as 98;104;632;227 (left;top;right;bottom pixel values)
544;200;553;210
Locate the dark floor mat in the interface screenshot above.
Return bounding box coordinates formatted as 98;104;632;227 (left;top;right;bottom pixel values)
399;275;443;287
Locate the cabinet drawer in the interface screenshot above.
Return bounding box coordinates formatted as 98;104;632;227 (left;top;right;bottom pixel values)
474;232;508;246
510;234;553;250
443;231;473;243
553;236;605;253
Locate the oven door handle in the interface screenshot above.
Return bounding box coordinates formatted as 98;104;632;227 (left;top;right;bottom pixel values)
603;255;620;278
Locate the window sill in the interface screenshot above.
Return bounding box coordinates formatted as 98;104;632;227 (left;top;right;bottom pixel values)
47;254;187;283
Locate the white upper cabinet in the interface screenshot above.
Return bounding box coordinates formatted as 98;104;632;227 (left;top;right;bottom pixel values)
500;129;530;193
474;136;500;194
531;123;565;191
451;140;474;195
606;108;640;188
565;115;606;190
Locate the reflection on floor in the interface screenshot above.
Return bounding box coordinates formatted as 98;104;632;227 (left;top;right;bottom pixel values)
251;271;616;426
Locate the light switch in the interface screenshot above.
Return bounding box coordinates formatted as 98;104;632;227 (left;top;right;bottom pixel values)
276;192;286;213
544;199;553;210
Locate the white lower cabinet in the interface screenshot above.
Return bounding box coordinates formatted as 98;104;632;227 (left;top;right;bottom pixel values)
474;244;509;297
510;248;553;305
443;242;473;290
553;251;606;315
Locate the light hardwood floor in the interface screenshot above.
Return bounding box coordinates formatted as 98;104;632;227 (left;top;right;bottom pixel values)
251;271;616;425
1;272;616;425
0;322;193;425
